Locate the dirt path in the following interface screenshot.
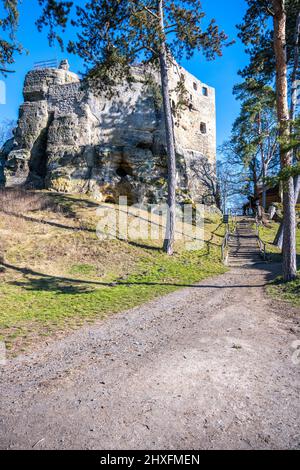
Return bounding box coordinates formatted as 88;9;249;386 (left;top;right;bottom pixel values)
0;261;300;450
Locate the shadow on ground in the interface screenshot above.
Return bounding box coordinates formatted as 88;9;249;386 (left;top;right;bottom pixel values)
0;259;282;296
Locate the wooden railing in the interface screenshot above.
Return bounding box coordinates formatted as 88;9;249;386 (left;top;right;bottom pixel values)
34;59;58;70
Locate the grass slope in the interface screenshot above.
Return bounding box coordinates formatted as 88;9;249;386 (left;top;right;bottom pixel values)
258;221;300;307
0;190;226;355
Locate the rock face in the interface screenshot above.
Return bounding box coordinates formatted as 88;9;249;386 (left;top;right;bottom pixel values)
1;60;216;205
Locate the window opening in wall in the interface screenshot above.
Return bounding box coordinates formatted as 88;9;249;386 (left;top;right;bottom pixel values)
202;87;208;97
200;122;207;134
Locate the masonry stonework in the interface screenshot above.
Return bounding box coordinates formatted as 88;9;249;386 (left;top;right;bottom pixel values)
1;60;216;205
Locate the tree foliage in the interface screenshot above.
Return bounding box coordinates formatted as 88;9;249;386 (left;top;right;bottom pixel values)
36;0;73;49
62;1;230;254
62;1;229;92
0;1;230;79
0;0;21;73
0;1;230;254
237;0;300;83
238;0;299;280
223;78;280;209
0;0;73;74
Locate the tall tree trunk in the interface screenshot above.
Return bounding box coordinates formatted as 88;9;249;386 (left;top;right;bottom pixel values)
294;174;300;204
252;157;260;215
290;12;300;134
215;182;222;211
262;165;267;210
274;176;300;249
158;0;177;255
274;218;284;248
273;11;300;250
272;0;297;281
258;112;267;210
223;193;227;214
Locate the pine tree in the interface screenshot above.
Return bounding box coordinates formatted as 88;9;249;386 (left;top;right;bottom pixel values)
238;0;299;281
0;0;21;73
64;0;228;255
272;0;297;280
274;10;300;249
223;78;279;214
232;79;280;210
0;1;229;255
0;1;72;74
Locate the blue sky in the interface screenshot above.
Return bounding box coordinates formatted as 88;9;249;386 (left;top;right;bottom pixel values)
0;0;248;151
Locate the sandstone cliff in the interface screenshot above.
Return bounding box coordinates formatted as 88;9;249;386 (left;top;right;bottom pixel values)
1;60;216;205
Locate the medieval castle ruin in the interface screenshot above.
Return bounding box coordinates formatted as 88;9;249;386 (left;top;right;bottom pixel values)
0;60;216;205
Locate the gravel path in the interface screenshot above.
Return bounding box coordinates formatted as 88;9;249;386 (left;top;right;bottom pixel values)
0;263;300;450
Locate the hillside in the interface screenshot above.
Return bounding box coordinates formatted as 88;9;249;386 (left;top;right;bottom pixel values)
0;189;226;356
258;221;300;307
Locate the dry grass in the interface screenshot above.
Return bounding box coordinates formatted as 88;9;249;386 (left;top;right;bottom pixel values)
0;188;51;212
0;189;62;255
0;189;226;355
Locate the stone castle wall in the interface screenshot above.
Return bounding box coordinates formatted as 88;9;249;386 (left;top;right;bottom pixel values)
1;60;216;205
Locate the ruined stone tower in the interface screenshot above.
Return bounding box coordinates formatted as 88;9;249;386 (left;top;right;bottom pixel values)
1;60;216;205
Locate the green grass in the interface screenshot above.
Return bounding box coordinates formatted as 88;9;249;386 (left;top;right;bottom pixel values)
258;221;300;256
0;192;227;355
268;275;300;307
69;263;97;276
258;221;300;307
0;248;225;353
